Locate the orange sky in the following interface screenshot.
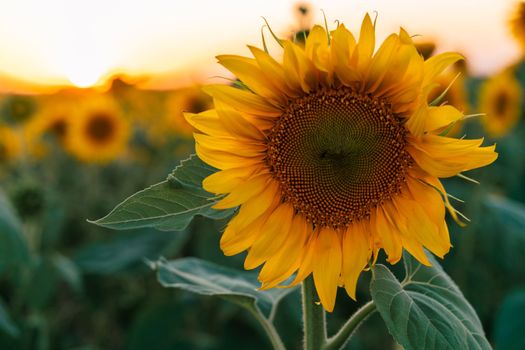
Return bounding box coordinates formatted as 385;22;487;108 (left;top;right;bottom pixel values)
0;0;521;93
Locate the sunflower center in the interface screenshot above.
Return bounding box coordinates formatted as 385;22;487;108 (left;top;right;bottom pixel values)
495;92;509;116
267;87;412;229
86;113;115;144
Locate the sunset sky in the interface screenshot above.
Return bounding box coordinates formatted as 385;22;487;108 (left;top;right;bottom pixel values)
0;0;520;92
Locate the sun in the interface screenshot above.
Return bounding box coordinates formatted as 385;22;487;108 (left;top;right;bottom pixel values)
67;68;102;88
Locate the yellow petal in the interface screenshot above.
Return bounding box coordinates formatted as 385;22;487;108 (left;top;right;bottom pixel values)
312;227;342;312
342;222;371;300
354;13;375;73
221;203;277;256
195;142;263;170
408;135;498;177
425;105;464;133
184;110;232;138
331;24;360;85
194;133;265;157
202;166;262;194
248;45;301;98
258;214;309;289
423;52;463;87
213;173;271;209
373;207;402;264
214;101;266;141
364;33;399;93
203;85;281;117
244;203;295;269
406;103;428;136
283;41;318;93
217;55;286;106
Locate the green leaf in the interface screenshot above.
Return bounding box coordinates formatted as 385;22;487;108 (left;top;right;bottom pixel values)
0;299;19;337
154;257;297;319
370;254;491;350
494;289;525;350
90;155;234;231
74;229;189;275
0;191;29;272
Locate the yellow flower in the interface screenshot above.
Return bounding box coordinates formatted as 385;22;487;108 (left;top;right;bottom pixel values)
186;15;498;311
479;72;522;138
23;98;76;157
0;125;21;163
67;95;130;163
511;1;525;50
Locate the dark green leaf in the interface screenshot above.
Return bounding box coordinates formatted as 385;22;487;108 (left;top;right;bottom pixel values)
0;191;29;272
154;257;297;318
494;289;525;350
74;229;188;275
370;254;491;350
90;155;234;231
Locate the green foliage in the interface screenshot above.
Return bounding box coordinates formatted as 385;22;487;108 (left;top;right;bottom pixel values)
493;289;525;350
92;155;234;231
0;191;29;273
154;257;296;319
370;254;491;350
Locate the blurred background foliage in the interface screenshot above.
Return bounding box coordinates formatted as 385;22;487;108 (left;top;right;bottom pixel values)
0;3;525;350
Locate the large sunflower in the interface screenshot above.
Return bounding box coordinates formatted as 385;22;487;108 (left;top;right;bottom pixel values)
67;95;130;163
186;15;497;311
479;72;522;138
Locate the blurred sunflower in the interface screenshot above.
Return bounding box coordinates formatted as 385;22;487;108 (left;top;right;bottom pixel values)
23;99;76;157
511;1;525;49
479;72;522;138
68;95;130;163
0;125;21;163
1;95;37;124
186;15;498;311
163;87;211;138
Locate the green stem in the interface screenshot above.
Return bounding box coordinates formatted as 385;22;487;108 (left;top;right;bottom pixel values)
250;309;286;350
302;275;327;350
323;300;377;350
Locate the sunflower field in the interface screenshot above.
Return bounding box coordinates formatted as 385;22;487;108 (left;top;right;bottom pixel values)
0;2;525;350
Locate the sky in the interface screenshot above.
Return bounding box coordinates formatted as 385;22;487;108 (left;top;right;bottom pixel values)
0;0;520;92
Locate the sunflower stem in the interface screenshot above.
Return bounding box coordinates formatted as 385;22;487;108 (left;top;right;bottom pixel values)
323;300;377;350
302;275;327;350
249;308;286;350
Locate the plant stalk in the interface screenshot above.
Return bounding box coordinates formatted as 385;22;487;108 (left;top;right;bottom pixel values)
302;275;327;350
323;300;377;350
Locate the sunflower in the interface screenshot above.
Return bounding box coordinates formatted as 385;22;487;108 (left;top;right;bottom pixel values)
511;1;525;49
23;99;76;157
185;15;497;311
67;95;130;163
0;125;21;163
479;72;522;138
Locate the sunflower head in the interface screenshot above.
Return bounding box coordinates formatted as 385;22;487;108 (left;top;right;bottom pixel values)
479;72;522;138
1;95;37;125
68;95;130;163
23;99;76;157
186;15;497;311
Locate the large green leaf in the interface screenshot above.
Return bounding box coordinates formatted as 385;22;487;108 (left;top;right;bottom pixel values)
0;191;29;272
153;257;296;319
370;254;491;350
91;155;234;231
74;229;189;274
493;289;525;350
